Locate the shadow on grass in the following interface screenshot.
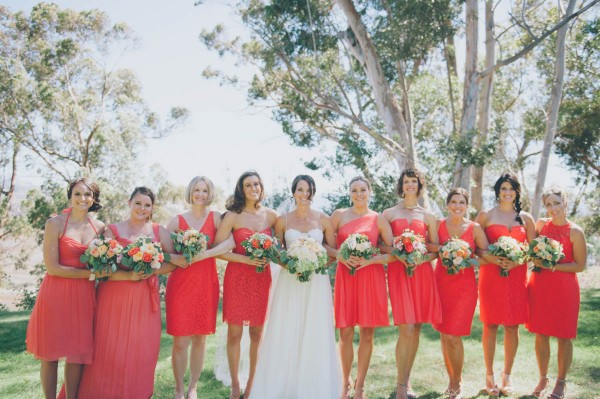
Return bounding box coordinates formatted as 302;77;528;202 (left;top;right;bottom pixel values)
0;310;30;353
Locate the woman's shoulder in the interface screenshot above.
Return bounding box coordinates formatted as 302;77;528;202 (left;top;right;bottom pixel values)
45;213;67;231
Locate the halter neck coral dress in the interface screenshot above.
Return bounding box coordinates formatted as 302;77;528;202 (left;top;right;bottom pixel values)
26;211;97;364
526;221;579;338
433;220;478;336
478;224;528;326
222;228;272;326
166;213;219;336
76;224;162;399
334;212;389;328
387;218;441;325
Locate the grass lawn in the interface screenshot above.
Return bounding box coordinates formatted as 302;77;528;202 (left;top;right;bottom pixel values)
1;284;599;398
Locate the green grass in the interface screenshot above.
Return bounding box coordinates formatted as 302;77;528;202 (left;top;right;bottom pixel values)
1;290;599;398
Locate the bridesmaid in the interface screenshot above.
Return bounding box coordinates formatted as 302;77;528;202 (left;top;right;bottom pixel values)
76;186;175;399
382;167;441;399
332;176;391;399
212;171;277;399
431;188;494;399
26;178;105;399
526;187;587;399
165;176;234;399
476;172;535;396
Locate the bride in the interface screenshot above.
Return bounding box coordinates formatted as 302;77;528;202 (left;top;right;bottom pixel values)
248;175;342;399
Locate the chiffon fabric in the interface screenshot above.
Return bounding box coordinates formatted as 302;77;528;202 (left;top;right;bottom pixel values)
478;224;529;326
334;212;389;328
76;224;162;399
432;221;478;336
223;228;272;326
26;211;97;364
388;219;442;325
249;229;342;399
526;221;580;338
166;213;219;336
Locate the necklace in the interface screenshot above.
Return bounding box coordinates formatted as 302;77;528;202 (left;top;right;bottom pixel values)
402;203;419;210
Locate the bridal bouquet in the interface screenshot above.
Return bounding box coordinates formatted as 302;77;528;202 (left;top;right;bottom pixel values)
280;237;328;282
439;237;478;275
488;236;527;277
121;235;170;275
170;228;210;263
338;233;379;276
80;235;124;280
241;232;280;273
527;235;564;273
392;229;428;277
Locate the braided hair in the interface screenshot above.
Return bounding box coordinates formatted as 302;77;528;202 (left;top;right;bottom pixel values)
493;172;523;225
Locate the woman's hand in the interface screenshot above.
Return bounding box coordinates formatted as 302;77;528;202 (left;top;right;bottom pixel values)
96;268;112;279
170;254;189;268
129;271;145;281
497;256;518;271
244;256;269;269
339;255;361;271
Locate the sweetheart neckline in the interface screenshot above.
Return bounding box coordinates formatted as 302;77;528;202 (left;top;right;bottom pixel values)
285;228;322;235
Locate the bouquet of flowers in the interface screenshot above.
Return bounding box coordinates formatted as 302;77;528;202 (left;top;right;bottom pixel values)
80;235;124;280
488;236;527;277
280;237;329;282
438;237;478;275
338;233;379;276
170;228;210;263
121;235;170;275
527;235;564;272
392;229;428;277
241;232;280;273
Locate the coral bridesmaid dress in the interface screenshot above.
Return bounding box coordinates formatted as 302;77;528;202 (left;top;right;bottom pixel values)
26;210;97;364
77;224;162;399
388;219;442;325
334;212;389;328
166;213;219;336
478;224;528;325
526;221;579;338
222;228;272;326
433;221;478;336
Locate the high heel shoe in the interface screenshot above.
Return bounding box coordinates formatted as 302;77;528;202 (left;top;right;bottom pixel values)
548;378;567;399
354;384;366;399
531;375;549;397
340;383;351;399
499;372;514;396
484;374;499;396
448;384;463;399
229;385;241;399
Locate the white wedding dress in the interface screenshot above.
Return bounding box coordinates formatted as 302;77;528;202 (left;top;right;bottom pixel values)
248;228;342;399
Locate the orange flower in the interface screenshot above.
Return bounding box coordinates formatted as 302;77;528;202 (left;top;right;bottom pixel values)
128;247;140;256
142;252;153;262
264;239;272;249
158;253;164;262
109;240;118;249
252;239;260;248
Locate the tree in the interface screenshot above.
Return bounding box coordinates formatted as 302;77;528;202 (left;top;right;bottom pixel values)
198;0;598;211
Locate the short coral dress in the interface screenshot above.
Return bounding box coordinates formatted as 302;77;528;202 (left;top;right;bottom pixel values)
478;224;528;325
166;213;219;336
77;224;162;399
433;221;478;336
334;212;389;328
26;211;97;364
526;221;580;339
222;228;272;326
388;219;442;325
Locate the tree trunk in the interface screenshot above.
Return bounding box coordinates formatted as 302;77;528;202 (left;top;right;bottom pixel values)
335;0;415;168
531;0;577;218
472;0;496;212
452;0;478;189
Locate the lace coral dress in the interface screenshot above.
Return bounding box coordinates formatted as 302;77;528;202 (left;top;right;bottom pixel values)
26;211;97;364
334;212;389;328
388;219;442;325
478;224;528;325
222;228;272;326
526;221;579;338
166;213;219;336
433;221;478;336
77;224;162;399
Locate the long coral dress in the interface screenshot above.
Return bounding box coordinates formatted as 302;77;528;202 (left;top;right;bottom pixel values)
526;221;579;338
166;213;219;336
433;221;478;336
77;224;162;399
388;219;442;325
478;224;528;325
222;228;272;326
334;212;389;328
26;211;97;364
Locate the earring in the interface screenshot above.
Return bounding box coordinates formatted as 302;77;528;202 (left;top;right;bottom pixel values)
401;192;406;198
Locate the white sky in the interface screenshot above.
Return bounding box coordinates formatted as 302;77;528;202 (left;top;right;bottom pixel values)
6;0;574;209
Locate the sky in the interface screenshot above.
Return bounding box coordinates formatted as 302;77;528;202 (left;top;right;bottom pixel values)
6;0;576;210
